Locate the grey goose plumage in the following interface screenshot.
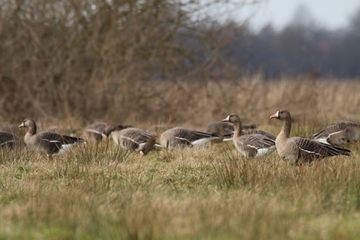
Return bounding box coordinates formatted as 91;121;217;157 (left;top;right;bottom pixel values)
103;126;156;155
242;128;276;140
83;122;109;143
205;121;275;142
1;125;18;135
270;110;351;165
205;121;234;142
312;119;360;146
222;115;276;158
18;118;85;161
159;127;220;150
0;130;25;149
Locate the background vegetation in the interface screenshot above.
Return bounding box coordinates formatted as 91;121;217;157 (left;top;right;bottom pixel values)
1;0;360;239
0;0;246;124
1;0;359;126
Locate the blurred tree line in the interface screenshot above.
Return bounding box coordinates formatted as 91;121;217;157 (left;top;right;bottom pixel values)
0;0;359;122
225;6;360;79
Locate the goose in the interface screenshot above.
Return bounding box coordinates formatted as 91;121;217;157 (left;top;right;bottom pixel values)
18;118;85;161
205;121;257;136
205;121;234;142
158;127;220;150
270;110;351;165
206;121;275;142
242;128;276;140
0;131;25;149
222;115;276;158
312;119;360;146
1;125;18;134
103;126;156;155
83;122;109;143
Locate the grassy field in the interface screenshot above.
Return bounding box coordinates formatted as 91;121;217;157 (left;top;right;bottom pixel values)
1;78;360;239
0;139;360;239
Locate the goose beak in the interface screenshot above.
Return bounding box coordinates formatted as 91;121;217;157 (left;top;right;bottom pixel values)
222;116;230;122
270;113;278;119
18;123;24;128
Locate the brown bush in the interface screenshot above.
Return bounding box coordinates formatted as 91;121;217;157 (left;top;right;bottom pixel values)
0;0;247;125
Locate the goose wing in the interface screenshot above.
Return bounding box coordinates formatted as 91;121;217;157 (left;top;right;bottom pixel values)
312;120;357;138
118;128;154;151
206;122;234;138
0;131;22;148
34;131;65;154
293;137;350;162
237;134;276;157
174;128;219;145
121;128;154;144
242;129;276;140
61;135;85;144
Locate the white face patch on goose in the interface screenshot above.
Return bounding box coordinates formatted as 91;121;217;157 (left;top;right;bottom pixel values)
223;115;231;122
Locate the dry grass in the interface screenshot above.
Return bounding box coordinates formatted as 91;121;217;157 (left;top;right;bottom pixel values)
0;138;360;239
2;76;360;239
1;79;360;239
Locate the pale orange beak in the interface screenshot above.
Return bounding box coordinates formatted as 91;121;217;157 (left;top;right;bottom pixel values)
270;113;278;119
222;116;230;122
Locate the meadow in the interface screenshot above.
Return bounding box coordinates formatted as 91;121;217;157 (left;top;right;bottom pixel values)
1;78;360;239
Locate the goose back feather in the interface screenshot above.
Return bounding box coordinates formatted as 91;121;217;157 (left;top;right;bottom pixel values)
205;121;234;141
312;119;360;146
107;127;156;154
0;131;25;149
83;122;109;143
159;127;220;150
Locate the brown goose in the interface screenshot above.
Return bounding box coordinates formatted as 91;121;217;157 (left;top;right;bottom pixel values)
205;121;275;142
83;122;109;143
159;127;220;150
103;126;156;155
242;128;276;140
1;125;18;134
205;121;234;142
18;118;85;161
222;115;276;158
312;119;360;146
0;131;25;149
270;110;351;165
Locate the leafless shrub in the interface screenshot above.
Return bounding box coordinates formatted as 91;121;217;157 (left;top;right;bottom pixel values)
0;0;247;124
